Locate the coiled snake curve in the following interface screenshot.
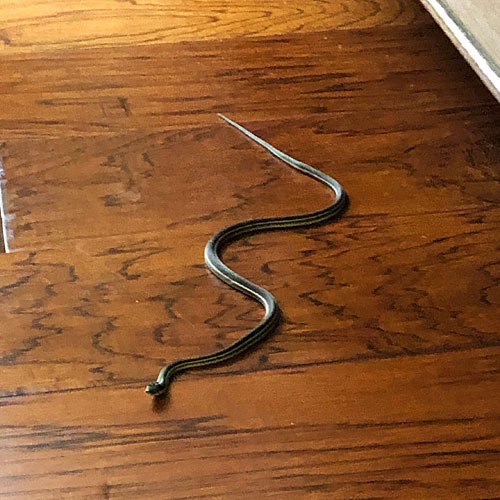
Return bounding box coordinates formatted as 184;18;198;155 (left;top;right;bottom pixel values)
145;114;347;396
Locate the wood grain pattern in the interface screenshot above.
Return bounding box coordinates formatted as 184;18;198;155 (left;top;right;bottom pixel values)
1;0;500;498
0;23;489;140
0;0;426;54
1;205;500;395
2;349;500;499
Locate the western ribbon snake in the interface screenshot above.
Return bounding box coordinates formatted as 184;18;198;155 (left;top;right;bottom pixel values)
146;114;347;396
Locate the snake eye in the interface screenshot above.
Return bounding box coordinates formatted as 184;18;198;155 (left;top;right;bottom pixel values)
145;382;164;396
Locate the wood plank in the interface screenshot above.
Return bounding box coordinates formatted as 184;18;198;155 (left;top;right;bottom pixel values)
0;0;426;55
1;25;499;250
1;203;500;396
0;22;493;140
1;348;500;499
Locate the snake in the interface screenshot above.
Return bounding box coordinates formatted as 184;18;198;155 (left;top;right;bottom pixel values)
145;114;347;396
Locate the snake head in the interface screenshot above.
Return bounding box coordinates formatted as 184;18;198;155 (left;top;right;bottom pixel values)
145;381;166;396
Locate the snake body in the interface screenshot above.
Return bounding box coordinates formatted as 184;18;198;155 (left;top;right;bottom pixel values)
145;114;347;396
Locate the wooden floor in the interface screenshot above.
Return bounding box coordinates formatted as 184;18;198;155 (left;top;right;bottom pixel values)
1;1;500;498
